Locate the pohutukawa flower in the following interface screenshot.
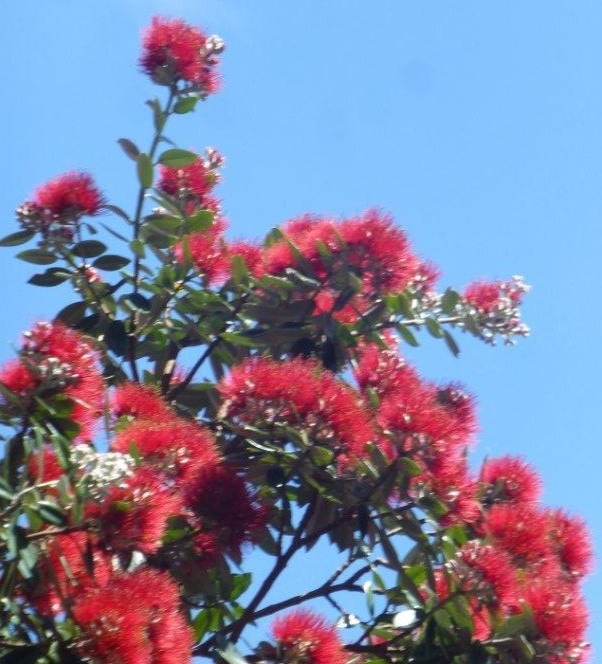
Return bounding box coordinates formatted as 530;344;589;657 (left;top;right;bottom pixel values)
545;509;593;579
522;579;589;663
140;16;222;94
0;321;104;440
184;463;267;559
72;568;192;664
111;417;220;488
111;381;175;422
86;466;184;555
32;533;113;615
219;357;375;466
264;209;425;322
461;276;531;344
16;171;104;241
272;609;347;664
480;455;542;506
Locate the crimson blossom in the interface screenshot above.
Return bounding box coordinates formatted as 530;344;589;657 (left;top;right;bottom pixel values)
140;16;223;93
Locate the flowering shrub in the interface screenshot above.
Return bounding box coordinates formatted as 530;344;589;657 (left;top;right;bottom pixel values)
0;15;591;664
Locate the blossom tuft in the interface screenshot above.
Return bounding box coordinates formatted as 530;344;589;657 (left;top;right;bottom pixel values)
16;172;104;242
140;16;222;93
272;609;347;664
72;568;192;664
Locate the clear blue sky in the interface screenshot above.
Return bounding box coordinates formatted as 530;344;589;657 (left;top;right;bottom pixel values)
2;0;601;654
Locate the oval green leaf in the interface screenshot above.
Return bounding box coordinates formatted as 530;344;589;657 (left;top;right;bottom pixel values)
93;254;131;271
137;153;154;189
71;240;107;258
16;248;57;265
158;148;198;167
0;229;35;247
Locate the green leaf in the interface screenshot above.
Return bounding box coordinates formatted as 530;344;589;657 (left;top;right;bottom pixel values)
93;254;130;271
16;249;56;265
399;457;422;477
36;501;67;526
71;240;107;258
443;330;460;357
230;572;252;600
158;148;198;167
130;238;146;258
0;229;35;247
147;98;166;132
424;317;443;339
117;137;140;161
440;288;460;314
220;332;261;348
184;209;214;233
55;301;87;326
397;324;420;347
28;268;71;287
105;319;128;356
174;96;198;114
137;153;154;189
123;292;151;312
309;446;335;467
216;643;250;664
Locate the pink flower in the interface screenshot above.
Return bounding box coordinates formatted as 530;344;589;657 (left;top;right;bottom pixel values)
272;609;347;664
140;16;222;93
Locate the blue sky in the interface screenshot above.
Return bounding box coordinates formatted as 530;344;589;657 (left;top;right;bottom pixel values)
2;0;601;654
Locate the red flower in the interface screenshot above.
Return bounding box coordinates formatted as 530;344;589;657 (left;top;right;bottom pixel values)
32;533;113;615
546;509;593;579
522;580;589;663
87;467;184;555
33;171;104;217
456;541;518;610
111;382;175;422
0;359;36;395
484;503;550;566
219;357;375;466
2;322;104;440
480;455;541;506
184;463;267;559
174;229;230;284
140;16;222;93
111;417;219;488
272;609;347;664
72;568;192;664
263;210;426;323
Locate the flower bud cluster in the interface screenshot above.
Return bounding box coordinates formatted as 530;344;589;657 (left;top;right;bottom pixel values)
70;445;135;500
458;275;531;344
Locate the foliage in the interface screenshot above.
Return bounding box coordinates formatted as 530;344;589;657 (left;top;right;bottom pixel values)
0;15;591;664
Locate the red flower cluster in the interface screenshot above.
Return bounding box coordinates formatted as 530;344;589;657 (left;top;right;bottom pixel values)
422;453;593;660
219;356;375;467
111;382;266;563
461;276;530;343
0;321;104;440
354;340;478;523
140;16;222;93
72;569;192;664
272;609;347;664
157;148;223;216
16;171;104;241
262;209;430;322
